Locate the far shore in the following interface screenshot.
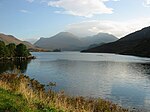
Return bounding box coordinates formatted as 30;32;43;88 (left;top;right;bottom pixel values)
0;55;36;61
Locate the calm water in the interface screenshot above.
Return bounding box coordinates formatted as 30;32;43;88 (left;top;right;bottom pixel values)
1;52;150;111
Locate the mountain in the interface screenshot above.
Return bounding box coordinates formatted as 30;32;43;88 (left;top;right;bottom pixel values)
0;33;47;52
34;32;83;51
34;32;118;51
82;26;150;57
81;33;118;46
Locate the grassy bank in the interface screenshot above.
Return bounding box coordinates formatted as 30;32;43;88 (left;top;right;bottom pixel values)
0;88;58;112
0;71;129;112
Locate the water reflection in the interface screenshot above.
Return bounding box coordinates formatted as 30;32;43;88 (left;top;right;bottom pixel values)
1;52;150;111
0;59;31;73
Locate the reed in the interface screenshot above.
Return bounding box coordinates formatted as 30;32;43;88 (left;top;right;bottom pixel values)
0;70;129;112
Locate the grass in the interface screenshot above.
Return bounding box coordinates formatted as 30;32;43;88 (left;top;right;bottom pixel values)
0;88;29;112
0;70;129;112
0;88;59;112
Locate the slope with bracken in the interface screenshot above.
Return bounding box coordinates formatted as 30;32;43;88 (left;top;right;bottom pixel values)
0;33;48;52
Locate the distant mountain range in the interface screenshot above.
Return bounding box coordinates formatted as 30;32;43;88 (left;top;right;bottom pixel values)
82;26;150;58
34;32;118;51
0;33;47;52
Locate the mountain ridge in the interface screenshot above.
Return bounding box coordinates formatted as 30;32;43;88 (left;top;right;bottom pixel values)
34;32;118;51
82;26;150;57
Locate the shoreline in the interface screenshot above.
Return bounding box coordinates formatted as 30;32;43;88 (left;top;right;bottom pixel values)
0;55;36;61
81;51;150;58
0;72;129;112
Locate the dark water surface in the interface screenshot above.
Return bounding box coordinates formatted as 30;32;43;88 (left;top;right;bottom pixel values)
1;52;150;111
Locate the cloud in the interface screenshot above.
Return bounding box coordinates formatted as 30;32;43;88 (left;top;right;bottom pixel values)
143;0;150;7
66;18;150;38
20;10;30;13
26;0;34;3
112;0;120;1
48;0;116;17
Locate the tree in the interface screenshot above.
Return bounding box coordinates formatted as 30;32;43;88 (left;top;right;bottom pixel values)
6;43;16;57
0;41;7;57
4;46;9;58
15;43;31;57
0;42;31;58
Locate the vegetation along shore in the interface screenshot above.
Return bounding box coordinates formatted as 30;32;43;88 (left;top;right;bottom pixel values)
0;70;129;112
0;41;35;60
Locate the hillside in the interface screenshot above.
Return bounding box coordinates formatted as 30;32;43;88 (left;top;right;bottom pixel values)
82;26;150;57
0;33;47;52
0;33;34;48
34;32;118;51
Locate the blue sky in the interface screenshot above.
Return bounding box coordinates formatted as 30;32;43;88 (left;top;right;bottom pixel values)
0;0;150;43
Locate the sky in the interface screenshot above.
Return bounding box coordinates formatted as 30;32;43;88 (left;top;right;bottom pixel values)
0;0;150;43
